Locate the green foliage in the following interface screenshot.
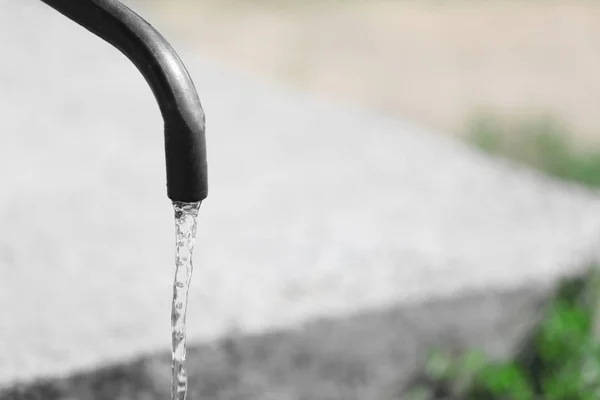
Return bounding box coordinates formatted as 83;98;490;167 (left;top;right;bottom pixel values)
466;112;600;188
406;271;600;399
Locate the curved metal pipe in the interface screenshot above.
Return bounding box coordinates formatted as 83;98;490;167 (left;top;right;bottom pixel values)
39;0;208;202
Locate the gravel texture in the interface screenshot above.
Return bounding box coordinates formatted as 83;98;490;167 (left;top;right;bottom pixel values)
1;0;600;392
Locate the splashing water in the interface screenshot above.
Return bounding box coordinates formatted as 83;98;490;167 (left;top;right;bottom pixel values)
171;201;201;400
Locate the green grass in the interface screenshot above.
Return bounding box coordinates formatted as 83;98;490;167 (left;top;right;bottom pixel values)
466;112;600;188
406;112;600;399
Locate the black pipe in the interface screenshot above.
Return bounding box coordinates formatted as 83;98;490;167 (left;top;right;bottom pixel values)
38;0;208;202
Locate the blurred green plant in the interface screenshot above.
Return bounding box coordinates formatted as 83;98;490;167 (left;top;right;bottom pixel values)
466;112;600;188
406;270;600;399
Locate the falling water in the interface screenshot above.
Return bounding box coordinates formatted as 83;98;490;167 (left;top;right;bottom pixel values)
171;201;201;400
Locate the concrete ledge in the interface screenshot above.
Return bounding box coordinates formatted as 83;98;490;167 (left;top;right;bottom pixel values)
0;284;548;398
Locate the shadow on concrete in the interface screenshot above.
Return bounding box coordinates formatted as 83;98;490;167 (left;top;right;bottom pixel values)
0;284;548;400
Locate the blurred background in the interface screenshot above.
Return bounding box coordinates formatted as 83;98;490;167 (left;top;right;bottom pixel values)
148;0;600;141
2;1;600;399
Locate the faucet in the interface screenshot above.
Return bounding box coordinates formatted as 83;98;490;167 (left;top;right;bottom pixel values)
39;0;208;203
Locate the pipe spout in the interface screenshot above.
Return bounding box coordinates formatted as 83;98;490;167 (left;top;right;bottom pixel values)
39;0;208;202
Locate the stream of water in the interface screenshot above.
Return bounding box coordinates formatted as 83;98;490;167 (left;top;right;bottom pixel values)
171;201;202;400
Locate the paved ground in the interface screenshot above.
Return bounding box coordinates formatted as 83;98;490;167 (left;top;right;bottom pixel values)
2;0;600;395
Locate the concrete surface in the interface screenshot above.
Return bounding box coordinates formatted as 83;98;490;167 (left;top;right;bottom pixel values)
0;285;546;399
2;0;600;389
